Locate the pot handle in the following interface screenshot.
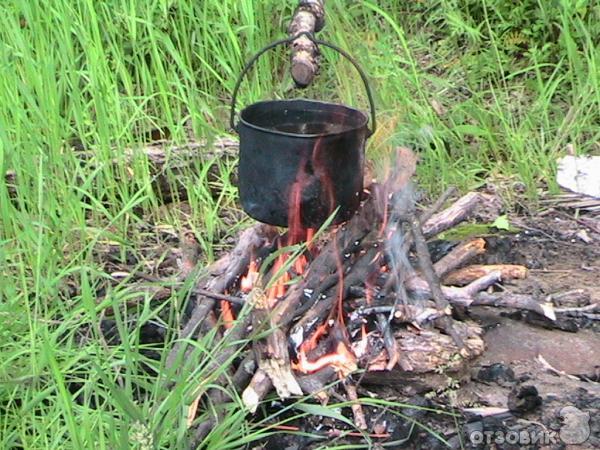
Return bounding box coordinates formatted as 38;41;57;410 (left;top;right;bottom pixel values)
230;31;377;136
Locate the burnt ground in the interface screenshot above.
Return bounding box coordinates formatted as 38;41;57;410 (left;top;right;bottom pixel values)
339;210;600;450
445;211;599;450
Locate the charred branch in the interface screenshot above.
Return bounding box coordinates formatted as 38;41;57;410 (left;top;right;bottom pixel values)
422;192;482;238
166;224;276;370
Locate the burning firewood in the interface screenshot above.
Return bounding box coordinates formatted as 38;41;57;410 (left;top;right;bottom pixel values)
165;147;557;444
250;283;303;399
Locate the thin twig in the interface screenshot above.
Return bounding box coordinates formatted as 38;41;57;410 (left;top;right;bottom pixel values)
192;288;246;305
555;303;599;314
343;380;368;430
376;313;400;370
409;215;449;310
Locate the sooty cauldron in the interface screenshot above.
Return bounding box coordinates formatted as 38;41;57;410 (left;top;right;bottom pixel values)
230;33;376;228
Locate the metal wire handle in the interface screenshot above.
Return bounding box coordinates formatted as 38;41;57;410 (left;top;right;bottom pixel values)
229;31;377;136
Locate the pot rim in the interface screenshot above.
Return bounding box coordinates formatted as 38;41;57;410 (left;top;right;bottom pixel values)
238;99;369;138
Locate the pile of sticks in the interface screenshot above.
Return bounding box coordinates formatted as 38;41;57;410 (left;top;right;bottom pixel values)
165;148;562;445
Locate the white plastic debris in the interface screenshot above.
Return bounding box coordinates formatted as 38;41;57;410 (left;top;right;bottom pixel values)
556;155;600;199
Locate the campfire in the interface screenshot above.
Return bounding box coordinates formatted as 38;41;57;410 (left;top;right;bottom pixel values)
167;147;549;443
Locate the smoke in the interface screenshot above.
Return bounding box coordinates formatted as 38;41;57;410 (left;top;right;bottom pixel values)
385;182;417;305
376;147;419;305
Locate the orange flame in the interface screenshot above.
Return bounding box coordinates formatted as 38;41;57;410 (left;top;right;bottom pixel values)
293;341;357;377
240;260;259;293
220;300;235;329
292;322;357;377
267;254;289;301
294;254;308;275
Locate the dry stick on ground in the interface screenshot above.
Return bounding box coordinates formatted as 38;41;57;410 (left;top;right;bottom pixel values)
355;302;445;325
422;191;482;238
433;238;487;278
344;380;368;430
406;272;562;321
444;264;528;286
555;303;600;314
474;292;556;320
405;271;501;305
288;0;325;87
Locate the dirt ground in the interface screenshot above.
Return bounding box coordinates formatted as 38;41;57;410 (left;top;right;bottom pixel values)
370;209;600;450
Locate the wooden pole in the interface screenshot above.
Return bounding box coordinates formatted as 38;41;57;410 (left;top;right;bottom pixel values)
288;0;325;87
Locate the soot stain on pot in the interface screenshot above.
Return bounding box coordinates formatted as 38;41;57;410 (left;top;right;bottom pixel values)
236;99;369;227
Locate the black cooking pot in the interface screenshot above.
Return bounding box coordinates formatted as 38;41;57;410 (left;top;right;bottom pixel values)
230;33;376;228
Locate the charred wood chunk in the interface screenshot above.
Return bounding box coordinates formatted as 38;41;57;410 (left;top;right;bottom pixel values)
476;363;516;386
508;385;542;414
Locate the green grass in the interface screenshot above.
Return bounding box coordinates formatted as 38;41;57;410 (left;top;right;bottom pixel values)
1;0;599;448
